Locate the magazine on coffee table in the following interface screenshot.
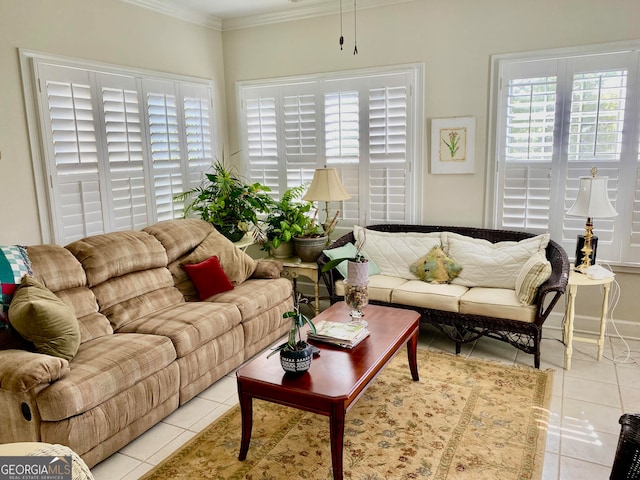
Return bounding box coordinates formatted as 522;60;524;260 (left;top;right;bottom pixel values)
307;320;370;348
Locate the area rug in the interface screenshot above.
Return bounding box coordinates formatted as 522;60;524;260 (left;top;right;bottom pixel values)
141;349;553;480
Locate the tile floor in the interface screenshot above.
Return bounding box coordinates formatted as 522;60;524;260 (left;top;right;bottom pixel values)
90;325;640;480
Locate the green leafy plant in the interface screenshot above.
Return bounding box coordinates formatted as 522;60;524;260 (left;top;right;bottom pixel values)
175;160;273;239
262;185;317;250
320;230;367;273
267;294;317;357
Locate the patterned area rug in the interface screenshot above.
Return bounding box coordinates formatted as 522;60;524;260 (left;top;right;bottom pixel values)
141;349;552;480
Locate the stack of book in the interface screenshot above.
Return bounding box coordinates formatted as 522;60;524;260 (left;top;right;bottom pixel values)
307;320;370;349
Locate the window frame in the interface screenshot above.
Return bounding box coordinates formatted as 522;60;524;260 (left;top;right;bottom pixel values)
19;49;219;244
235;64;424;236
486;40;640;269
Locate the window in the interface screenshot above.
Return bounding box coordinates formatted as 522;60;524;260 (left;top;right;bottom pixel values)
489;43;640;266
238;65;423;236
25;53;216;244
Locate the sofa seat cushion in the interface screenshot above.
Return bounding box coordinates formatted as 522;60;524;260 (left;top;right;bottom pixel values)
211;278;292;322
116;302;242;358
391;280;469;312
37;333;176;421
459;287;536;323
335;275;409;303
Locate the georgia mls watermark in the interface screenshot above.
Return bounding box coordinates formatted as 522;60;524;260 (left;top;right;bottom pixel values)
0;456;72;480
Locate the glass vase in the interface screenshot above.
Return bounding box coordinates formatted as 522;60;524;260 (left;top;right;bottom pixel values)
344;282;369;326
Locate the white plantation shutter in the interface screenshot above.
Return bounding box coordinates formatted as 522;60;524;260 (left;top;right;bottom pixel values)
37;64;105;243
245;96;280;194
492;47;640;266
31;55;217;244
239;66;420;231
144;80;183;221
98;74;148;232
284;92;317;188
368;85;409;223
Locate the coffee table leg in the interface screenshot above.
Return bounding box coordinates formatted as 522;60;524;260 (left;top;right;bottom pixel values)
329;404;346;480
407;329;419;381
238;387;253;461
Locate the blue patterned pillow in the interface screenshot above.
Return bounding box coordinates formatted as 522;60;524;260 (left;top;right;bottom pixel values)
0;245;32;329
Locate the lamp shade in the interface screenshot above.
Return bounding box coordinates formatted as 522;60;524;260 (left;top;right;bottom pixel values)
566;176;617;218
302;168;351;202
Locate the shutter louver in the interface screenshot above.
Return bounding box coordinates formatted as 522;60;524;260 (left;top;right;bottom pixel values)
369;86;407;164
102;86;148;231
147;92;183;221
285;94;317;186
325;91;359;164
45;75;105;241
184;95;213;186
246;97;279;194
502;166;551;230
505;77;556;163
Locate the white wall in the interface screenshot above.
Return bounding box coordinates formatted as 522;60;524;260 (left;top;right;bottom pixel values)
0;0;225;245
221;0;640;335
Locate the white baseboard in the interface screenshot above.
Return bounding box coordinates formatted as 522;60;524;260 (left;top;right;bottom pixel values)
544;311;640;341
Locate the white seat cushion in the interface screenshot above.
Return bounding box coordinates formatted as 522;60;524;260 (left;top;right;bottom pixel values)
459;287;536;323
391;281;468;312
335;275;408;303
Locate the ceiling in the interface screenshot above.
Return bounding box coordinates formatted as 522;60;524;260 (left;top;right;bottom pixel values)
125;0;413;30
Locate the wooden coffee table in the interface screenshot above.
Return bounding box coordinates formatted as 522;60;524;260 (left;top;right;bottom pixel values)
236;302;420;480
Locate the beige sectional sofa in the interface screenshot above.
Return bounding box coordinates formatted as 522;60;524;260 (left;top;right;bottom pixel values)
319;224;569;368
0;219;292;467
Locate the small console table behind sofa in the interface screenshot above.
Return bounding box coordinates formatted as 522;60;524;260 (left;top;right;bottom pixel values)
318;225;570;368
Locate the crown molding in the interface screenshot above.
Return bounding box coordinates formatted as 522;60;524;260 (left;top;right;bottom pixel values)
122;0;222;30
123;0;417;32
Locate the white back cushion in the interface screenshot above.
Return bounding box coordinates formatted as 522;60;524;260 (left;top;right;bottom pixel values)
354;226;442;279
443;232;550;289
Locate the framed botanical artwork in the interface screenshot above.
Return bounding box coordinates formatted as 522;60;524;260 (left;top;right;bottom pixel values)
430;116;475;174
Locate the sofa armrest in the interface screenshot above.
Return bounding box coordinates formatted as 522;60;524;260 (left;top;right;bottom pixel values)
0;350;69;393
533;239;570;325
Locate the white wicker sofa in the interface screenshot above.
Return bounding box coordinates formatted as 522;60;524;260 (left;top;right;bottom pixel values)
318;224;569;368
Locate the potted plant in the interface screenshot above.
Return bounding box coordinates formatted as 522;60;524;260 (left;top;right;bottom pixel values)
292;209;330;262
267;294;317;374
175;160;273;242
262;185;314;257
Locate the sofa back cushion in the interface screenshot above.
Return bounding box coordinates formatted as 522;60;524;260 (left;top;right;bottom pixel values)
143;218;213;263
443;232;550;289
27;244;112;343
66;231;168;287
67;231;183;330
354;225;442;279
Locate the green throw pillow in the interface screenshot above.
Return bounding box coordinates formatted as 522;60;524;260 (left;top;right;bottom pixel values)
410;246;462;284
323;243;381;278
8;275;80;361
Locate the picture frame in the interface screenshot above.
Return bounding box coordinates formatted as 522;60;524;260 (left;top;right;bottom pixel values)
430;116;475;174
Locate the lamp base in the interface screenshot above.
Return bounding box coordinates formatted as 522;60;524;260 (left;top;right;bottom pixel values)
575;234;598;269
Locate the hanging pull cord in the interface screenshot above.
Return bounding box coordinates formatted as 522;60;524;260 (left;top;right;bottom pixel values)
353;0;358;55
339;0;344;50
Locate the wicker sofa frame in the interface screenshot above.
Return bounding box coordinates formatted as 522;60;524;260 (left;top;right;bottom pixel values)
317;224;570;368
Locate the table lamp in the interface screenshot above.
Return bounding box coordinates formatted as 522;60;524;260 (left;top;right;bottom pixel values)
302;168;351;236
566;167;617;272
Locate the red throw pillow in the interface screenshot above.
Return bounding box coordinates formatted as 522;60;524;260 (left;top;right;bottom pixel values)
183;255;234;300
